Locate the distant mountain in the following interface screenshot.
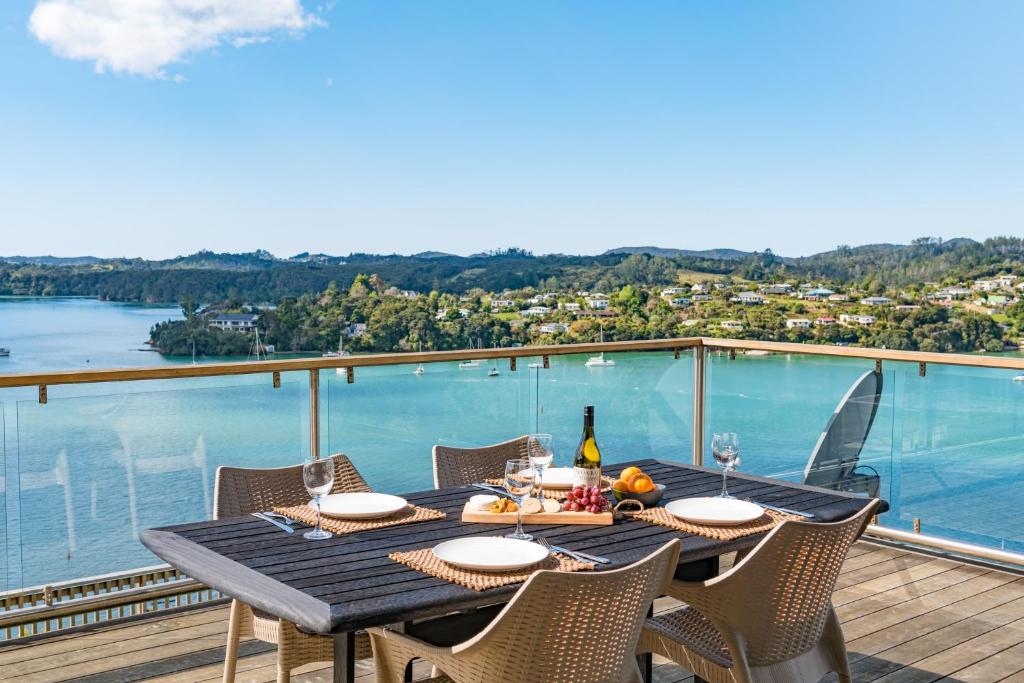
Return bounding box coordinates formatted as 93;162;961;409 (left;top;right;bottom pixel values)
603;246;754;260
411;251;457;259
0;255;104;266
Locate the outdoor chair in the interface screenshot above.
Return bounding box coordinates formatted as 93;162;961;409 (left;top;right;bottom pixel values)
432;435;530;488
369;539;681;683
803;369;883;497
638;500;879;683
215;454;374;683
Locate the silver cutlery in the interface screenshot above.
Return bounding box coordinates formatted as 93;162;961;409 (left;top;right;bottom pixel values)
251;512;295;533
746;500;814;518
537;537;610;565
262;511;294;525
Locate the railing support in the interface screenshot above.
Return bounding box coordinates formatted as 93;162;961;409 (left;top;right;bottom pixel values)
309;369;320;460
692;344;705;466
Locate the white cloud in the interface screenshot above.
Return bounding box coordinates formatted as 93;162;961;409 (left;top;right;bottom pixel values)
29;0;323;78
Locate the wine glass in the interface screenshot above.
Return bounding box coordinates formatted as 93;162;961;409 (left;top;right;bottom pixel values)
711;432;740;498
504;458;534;541
526;433;553;500
302;460;335;540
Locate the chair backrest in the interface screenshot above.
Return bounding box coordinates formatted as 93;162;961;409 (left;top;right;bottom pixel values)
454;540;681;683
803;370;883;489
214;453;370;519
702;500;878;667
432;436;530;489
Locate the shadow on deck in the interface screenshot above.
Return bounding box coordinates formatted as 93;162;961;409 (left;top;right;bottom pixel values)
1;542;1022;683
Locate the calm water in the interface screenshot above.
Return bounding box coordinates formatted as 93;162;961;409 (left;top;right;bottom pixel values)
1;297;1022;590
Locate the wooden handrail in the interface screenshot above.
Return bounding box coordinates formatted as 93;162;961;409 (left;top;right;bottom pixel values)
1;336;1023;389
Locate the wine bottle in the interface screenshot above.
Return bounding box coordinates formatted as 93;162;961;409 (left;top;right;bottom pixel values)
573;405;602;487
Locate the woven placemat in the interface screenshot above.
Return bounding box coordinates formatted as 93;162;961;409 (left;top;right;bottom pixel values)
627;507;799;541
273;503;446;536
485;476;615;500
389;546;593;591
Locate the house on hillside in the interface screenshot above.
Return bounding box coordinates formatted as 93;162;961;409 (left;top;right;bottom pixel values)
800;287;834;301
731;292;764;305
537;322;570;334
209;314;258;333
761;283;793;295
521;306;551;317
860;296;893;306
668;297;691;308
558;302;581;311
815;316;837;326
840;314;876;325
785;318;811;329
719;320;744;331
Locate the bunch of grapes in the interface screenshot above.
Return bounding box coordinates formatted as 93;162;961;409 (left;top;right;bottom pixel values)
563;485;610;514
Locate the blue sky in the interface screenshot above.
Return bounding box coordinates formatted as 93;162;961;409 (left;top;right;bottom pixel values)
1;1;1022;259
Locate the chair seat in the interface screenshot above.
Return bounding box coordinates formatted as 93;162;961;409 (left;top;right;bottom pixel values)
249;608;374;661
645;607;733;668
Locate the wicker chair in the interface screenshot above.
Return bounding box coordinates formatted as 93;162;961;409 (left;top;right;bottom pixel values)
214;454;374;683
431;436;530;489
369;539;681;683
638;500;879;683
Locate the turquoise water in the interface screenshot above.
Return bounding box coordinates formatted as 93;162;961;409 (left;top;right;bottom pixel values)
1;298;1022;591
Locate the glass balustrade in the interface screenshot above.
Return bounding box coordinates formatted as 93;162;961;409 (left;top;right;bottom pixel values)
4;376;308;589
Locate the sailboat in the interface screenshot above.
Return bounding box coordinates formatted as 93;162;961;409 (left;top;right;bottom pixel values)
585;323;616;367
414;342;425;375
459;339;481;369
0;347;10;357
249;328;269;361
322;333;350;374
488;344;500;377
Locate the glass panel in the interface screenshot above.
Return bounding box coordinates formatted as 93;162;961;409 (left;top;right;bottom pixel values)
13;377;306;588
703;351;895;503
890;363;1024;553
532;351;694;469
1;406;7;592
324;359;533;493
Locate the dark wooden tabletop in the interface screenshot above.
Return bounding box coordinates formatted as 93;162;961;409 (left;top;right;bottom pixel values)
141;458;883;635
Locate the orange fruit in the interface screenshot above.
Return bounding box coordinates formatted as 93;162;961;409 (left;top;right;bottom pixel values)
627;472;655;494
619;466;643;481
611;479;630;493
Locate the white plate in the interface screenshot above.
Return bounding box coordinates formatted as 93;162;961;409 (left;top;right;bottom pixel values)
432;537;550;572
524;466;576;488
316;492;408;520
665;497;764;526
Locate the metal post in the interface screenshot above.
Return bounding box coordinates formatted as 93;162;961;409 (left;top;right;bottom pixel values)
692;344;705;466
309;368;320;460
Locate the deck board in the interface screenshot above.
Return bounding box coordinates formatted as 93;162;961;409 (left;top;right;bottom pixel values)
2;542;1021;683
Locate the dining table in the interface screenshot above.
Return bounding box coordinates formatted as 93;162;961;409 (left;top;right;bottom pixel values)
141;458;886;683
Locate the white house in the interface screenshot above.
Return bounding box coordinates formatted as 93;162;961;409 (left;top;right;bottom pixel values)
828;293;849;302
585;297;610;310
997;275;1017;288
691;294;713;302
731;292;764;305
537;322;570;334
815;316;838;326
491;299;515;310
690;283;710;294
668;297;691;308
860;296;893;306
840;314;876;325
209;313;258;333
761;284;793;295
974;280;1000;292
398;290;420;299
785;318;812;329
719;320;744;331
558;302;581;311
660;287;689;297
521;306;551;317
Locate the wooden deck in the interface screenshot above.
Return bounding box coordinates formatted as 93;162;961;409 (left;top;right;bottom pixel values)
1;542;1022;683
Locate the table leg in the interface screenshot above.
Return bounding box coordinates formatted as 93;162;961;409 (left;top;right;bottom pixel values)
636;604;654;682
676;556;720;683
333;631;355;683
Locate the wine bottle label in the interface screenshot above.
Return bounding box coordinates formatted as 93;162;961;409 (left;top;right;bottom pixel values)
573;466;601;488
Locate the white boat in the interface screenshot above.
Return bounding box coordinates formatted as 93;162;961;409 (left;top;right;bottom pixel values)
414;342;425;375
323;334;350;374
585;324;615;367
0;347;9;357
527;362;544;369
488;367;499;377
1014;375;1024;382
459;339;481;368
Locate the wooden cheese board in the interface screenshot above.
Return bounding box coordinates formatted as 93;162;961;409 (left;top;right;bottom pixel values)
461;501;614;526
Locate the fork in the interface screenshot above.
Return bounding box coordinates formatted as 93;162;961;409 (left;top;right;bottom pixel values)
537;537;610;565
262;511;295;525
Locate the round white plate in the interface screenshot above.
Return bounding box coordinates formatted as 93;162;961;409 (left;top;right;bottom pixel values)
432;537;550;572
525;466;576;488
316;492;408;520
665;497;764;526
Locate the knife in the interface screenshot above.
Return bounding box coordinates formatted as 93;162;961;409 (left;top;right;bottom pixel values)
750;501;814;518
471;483;516;499
550;545;611;565
251;512;295;533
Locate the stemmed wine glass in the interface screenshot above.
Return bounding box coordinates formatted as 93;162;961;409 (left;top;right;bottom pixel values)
302;460;335;540
504;458;534;541
712;432;740;498
526;433;553;501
